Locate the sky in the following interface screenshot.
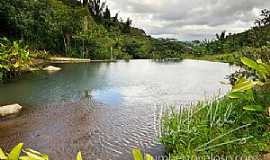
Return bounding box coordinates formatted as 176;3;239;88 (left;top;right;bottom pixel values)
106;0;270;41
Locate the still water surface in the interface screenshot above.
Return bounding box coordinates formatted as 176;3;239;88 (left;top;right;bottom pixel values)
0;60;237;159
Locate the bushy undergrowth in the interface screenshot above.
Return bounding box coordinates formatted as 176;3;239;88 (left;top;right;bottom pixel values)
161;56;270;159
0;38;32;81
161;92;270;159
182;53;239;64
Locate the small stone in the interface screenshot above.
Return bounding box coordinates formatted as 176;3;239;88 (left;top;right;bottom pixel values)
0;104;23;117
263;153;270;160
43;65;61;71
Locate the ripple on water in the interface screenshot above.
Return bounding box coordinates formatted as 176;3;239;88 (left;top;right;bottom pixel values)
0;60;238;159
0;99;164;160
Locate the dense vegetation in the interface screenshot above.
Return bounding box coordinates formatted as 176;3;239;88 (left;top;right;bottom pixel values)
185;9;270;64
0;0;186;60
0;0;188;82
0;38;31;81
160;9;270;159
161;57;270;159
2;0;270;159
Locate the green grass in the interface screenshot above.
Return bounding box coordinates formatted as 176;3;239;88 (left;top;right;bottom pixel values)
160;91;270;159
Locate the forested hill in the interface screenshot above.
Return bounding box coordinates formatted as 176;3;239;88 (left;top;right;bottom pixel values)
190;9;270;58
0;0;187;60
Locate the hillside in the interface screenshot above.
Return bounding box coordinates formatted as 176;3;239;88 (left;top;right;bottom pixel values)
0;0;187;60
188;9;270;63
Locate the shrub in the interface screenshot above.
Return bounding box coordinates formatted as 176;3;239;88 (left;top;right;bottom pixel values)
0;38;31;81
161;57;270;158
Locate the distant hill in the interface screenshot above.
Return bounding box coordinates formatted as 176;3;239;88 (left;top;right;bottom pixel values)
224;24;270;49
190;24;270;55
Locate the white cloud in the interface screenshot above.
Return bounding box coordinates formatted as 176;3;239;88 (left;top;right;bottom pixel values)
107;0;270;40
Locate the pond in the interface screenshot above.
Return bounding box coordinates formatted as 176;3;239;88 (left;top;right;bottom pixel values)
0;59;238;159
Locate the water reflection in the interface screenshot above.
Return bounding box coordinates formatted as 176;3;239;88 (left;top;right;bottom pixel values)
92;88;123;106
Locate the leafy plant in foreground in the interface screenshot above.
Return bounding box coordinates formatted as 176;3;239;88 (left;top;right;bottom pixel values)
0;143;82;160
228;57;270;112
0;144;153;160
132;148;154;160
160;57;270;159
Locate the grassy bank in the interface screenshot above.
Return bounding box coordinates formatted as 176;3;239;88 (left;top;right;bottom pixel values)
182;53;240;65
160;57;270;159
161;90;270;159
183;44;270;66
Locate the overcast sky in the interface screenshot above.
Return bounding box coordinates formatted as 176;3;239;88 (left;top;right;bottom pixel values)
106;0;270;41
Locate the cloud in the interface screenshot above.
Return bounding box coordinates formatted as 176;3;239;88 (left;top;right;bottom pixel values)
107;0;270;40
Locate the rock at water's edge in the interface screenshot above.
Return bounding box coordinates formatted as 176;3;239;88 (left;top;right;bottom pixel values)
43;65;61;71
263;153;270;160
0;104;23;117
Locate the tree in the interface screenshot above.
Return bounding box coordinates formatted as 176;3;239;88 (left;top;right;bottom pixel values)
83;0;88;6
103;6;111;20
255;9;270;26
88;0;106;21
216;30;226;41
122;40;142;59
214;30;227;53
113;13;119;23
122;18;132;33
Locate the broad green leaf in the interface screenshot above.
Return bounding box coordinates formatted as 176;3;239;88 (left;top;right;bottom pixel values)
258;63;270;77
257;81;265;86
232;77;263;93
42;154;49;160
76;152;82;160
243;105;265;112
236;77;247;84
0;148;7;159
241;57;259;71
228;91;254;101
228;92;245;99
19;156;30;160
241;57;270;80
13;62;20;68
132;149;143;160
245;89;255;101
24;151;45;160
232;79;254;92
256;59;263;64
24;149;43;157
256;64;269;80
8;143;23;160
145;154;154;160
257;60;270;74
24;149;48;160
